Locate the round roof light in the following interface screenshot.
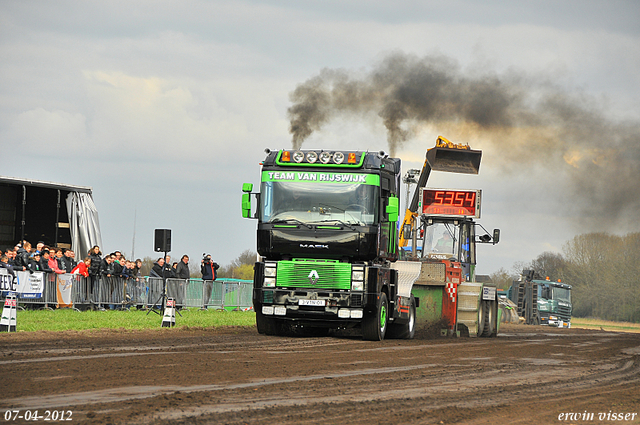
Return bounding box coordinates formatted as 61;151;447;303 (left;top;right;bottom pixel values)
306;151;318;163
333;152;345;164
293;151;305;163
319;151;332;164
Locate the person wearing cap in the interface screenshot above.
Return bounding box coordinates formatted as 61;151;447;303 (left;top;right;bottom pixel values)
29;252;43;272
200;254;220;309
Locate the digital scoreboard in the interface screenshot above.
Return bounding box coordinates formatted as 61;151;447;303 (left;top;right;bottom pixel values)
421;188;481;218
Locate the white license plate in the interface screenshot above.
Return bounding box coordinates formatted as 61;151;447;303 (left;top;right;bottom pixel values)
299;299;325;306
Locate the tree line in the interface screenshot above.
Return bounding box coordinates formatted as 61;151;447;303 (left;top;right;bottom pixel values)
490;232;640;323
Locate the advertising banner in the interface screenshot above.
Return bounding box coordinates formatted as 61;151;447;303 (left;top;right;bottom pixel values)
56;274;74;308
0;269;44;298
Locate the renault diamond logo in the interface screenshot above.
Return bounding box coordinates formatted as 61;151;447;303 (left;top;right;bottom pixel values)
308;270;319;285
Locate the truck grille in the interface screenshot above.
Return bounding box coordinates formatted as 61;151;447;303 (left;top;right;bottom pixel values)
277;259;351;290
558;304;572;321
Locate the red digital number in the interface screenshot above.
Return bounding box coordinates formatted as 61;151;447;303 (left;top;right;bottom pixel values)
454;191;465;206
434;191;445;205
422;189;478;217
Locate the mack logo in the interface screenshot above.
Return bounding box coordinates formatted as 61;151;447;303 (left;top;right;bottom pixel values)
308;270;319;285
300;244;329;249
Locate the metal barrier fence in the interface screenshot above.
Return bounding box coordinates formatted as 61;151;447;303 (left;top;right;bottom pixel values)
3;272;254;311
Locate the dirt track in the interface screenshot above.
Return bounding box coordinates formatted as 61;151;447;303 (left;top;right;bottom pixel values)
1;324;639;424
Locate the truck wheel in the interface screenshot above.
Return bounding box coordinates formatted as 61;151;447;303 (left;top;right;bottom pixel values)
362;292;389;341
256;310;277;336
477;300;486;337
488;300;497;337
480;300;496;337
387;296;416;339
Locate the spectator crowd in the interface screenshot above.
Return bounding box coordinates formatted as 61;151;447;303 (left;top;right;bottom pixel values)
1;240;220;288
0;240;145;280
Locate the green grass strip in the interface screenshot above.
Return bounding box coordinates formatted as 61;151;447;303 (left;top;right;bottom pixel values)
10;308;256;332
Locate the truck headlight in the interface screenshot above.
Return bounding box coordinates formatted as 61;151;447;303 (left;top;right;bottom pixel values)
351;266;364;291
351;281;364;291
264;267;276;277
264;277;276;287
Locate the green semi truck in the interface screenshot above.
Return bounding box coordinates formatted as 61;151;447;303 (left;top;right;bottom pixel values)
509;271;572;328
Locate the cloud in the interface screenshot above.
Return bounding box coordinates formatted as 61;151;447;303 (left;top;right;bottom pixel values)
3;108;87;151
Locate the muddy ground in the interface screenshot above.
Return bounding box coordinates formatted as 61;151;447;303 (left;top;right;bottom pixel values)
1;323;639;424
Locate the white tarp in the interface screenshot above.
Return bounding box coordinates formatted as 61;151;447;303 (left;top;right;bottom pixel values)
66;192;103;259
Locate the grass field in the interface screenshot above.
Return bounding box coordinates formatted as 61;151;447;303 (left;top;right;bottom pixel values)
571;317;640;333
6;307;256;332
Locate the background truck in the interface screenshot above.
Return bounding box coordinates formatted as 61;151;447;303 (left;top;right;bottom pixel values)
509;270;572;327
242;137;500;340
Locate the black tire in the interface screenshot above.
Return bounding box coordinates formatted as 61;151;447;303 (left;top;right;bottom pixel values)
477;300;486;337
362;292;389;341
256;310;277;336
387;296;416;339
480;300;497;337
488;300;497;337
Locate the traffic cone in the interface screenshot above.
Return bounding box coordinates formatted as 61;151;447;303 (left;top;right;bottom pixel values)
1;294;17;332
161;297;176;328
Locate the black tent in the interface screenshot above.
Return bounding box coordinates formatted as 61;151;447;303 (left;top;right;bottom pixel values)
0;176;102;255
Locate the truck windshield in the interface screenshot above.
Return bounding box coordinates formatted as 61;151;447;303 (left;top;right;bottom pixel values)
552;286;571;302
260;181;379;225
423;222;458;259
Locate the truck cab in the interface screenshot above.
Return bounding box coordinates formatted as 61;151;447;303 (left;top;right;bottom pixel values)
536;279;572;327
243;149;412;340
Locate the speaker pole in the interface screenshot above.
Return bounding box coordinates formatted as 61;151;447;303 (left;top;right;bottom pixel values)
148;229;172;316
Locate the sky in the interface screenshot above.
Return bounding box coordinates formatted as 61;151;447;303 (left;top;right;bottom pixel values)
1;0;639;275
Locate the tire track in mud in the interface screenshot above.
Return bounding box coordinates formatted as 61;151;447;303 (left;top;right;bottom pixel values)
150;349;640;424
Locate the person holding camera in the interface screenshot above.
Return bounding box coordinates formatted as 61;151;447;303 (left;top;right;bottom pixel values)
201;254;219;309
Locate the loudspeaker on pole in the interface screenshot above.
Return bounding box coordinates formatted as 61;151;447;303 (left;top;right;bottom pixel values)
154;229;171;252
162;297;176;327
0;294;17;332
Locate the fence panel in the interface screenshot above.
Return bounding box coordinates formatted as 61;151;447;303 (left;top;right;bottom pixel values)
4;274;255;311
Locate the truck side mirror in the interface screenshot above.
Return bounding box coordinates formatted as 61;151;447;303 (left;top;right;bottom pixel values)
493;229;500;245
242;193;252;218
241;183;254;219
385;196;399;222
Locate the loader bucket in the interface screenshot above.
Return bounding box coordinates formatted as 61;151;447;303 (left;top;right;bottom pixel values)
426;146;482;174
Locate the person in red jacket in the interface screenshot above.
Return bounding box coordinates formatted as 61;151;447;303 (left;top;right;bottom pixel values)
72;257;91;278
48;249;66;274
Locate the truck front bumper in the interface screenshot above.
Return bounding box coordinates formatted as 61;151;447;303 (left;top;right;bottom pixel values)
255;287;370;323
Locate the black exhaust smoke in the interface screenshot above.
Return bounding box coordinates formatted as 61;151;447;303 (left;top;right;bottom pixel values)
287;52;640;231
